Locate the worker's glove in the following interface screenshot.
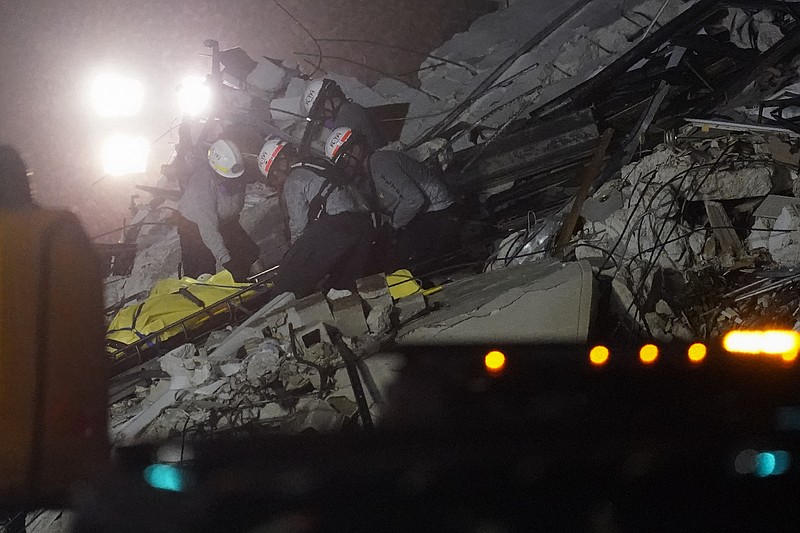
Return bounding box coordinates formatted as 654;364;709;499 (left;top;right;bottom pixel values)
223;259;251;283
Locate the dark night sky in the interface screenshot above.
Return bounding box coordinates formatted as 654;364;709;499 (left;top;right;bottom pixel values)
0;0;487;237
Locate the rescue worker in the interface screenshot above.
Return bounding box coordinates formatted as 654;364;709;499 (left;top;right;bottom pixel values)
302;78;387;151
0;144;35;208
257;137;377;298
325;127;463;272
175;139;261;282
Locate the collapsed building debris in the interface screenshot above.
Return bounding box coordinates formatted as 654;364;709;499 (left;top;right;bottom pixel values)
108;273;413;444
98;0;800;447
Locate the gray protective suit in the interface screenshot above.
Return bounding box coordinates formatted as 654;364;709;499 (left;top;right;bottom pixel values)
178;165;245;265
367;150;454;230
283;164;364;243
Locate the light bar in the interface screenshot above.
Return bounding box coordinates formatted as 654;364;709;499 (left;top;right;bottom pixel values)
723;330;800;362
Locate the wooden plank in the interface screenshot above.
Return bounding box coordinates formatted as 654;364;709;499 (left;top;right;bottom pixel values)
553;128;614;257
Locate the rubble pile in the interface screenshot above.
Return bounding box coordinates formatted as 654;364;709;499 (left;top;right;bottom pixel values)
100;0;800;445
109;274;412;444
568;130;800;341
405;0;694;149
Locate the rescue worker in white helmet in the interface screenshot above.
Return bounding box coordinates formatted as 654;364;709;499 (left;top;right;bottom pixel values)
175;138;261;282
257;137;378;298
301;78;386;152
326;127;463;273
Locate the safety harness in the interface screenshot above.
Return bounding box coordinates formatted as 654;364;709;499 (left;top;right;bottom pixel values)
290;158;353;224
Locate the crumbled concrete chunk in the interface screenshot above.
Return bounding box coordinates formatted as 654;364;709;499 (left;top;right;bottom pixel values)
396;292;428;324
329;293;369;337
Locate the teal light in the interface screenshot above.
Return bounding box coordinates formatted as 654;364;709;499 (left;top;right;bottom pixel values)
144;464;185;492
755;453;776;478
754;451;792;477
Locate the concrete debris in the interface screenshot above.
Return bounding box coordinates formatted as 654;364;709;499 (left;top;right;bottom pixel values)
768;206;800;267
754;195;800;220
486;218;560;271
395;292;428;324
366;305;393;336
582;183;624;222
204;329;231;352
278;360;312;392
357;274;394;335
245;341;282;385
193;379;226;397
219;362;242;377
281;399;345;433
705;201;744;259
329;293;370;338
332;353;405;420
327;395;360;419
399;260;595;344
287;293;335;330
403;0;688;149
720;8;784;52
97;0;800;449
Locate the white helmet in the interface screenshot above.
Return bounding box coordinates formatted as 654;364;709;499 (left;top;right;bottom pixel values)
302;79;325;114
257;138;287;179
302;78;343;116
207;139;244;178
325;127;354;163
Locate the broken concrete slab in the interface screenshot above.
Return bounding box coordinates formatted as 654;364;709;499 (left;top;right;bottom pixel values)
278;360;312;392
769;205;800;267
356;274;394;333
113;379;180;444
748;216;774;251
245;344;281;385
705;201;745;258
754;195;800;219
193;379;226;397
582;184;624;222
286;292;335;330
259;402;290;422
328;292;369;338
333;353;405;416
366;305;393;335
395;292;428;324
398;259;596;344
281;398;345;433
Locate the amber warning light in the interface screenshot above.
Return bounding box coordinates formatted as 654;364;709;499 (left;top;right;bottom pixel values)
723;330;800;362
589;346;610;366
484;350;506;376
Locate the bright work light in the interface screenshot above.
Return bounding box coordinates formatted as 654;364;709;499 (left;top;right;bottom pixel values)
102;135;149;176
177;75;211;116
91;74;143;118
